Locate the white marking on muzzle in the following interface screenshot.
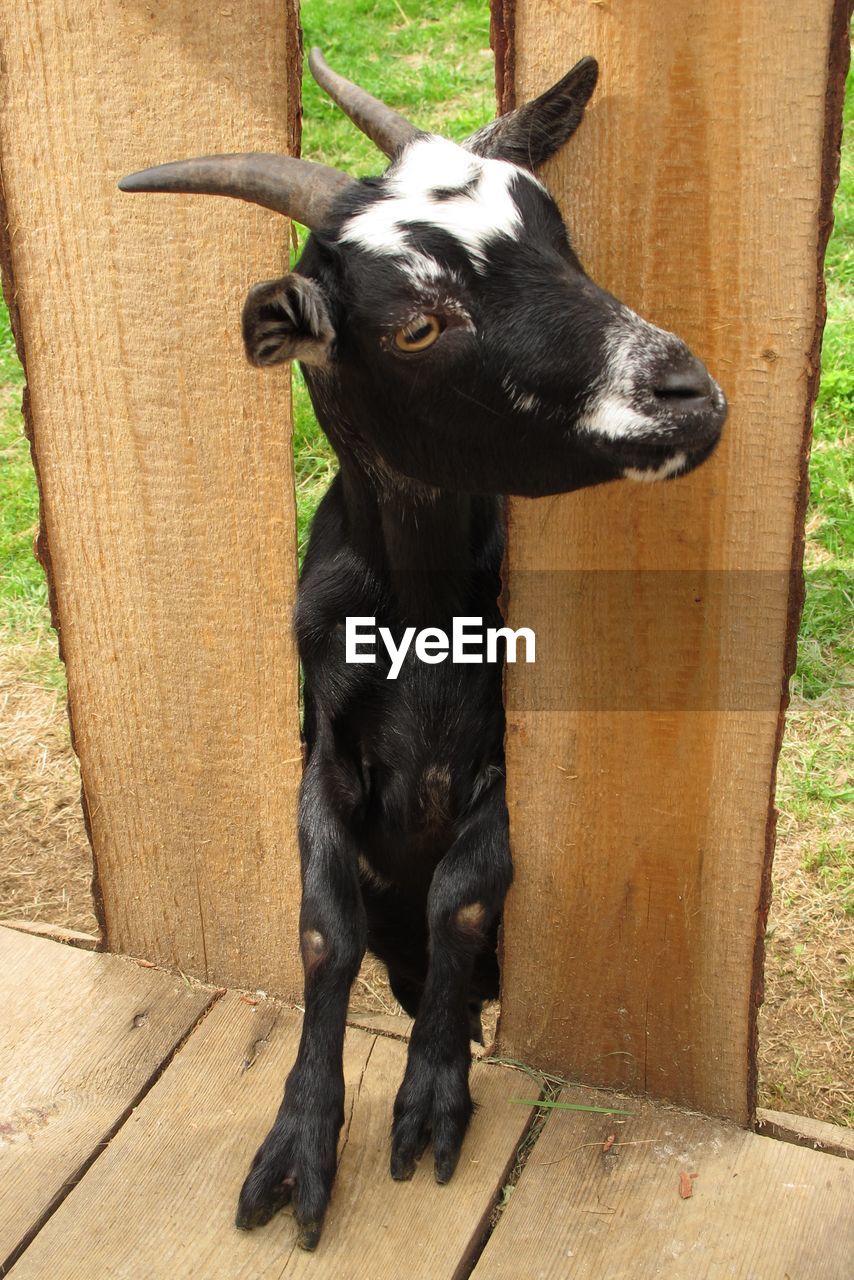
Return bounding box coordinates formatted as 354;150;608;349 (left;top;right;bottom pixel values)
502;374;543;414
622;451;688;483
577;393;657;441
577;306;684;442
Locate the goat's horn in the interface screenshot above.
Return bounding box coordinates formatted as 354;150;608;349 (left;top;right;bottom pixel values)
118;153;356;230
308;48;421;159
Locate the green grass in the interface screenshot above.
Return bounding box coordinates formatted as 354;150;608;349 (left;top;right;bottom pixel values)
804;839;852;913
0;306;63;686
0;305;44;637
300;0;495;175
794;65;854;700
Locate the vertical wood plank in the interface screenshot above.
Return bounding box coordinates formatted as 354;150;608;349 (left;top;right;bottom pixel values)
0;1;304;995
497;0;848;1121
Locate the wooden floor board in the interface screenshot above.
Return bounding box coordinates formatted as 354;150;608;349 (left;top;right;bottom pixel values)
472;1086;854;1279
756;1108;854;1161
0;928;216;1272
7;934;851;1278
0;0;304;996
9;993;533;1278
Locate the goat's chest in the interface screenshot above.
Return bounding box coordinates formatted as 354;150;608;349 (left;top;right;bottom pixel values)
356;657;504;874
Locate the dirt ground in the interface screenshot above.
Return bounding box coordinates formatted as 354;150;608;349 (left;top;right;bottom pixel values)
1;640;850;1126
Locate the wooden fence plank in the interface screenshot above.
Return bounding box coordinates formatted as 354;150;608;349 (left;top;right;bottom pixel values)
472;1085;854;1280
496;0;848;1122
0;927;215;1272
0;2;304;994
9;995;534;1278
494;0;850;1121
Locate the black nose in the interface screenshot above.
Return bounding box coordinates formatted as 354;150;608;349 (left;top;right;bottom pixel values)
653;356;713;404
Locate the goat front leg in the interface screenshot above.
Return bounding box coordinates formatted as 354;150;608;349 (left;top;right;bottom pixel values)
391;779;512;1183
236;759;366;1249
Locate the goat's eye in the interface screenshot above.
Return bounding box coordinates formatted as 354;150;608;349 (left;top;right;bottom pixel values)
394;314;444;352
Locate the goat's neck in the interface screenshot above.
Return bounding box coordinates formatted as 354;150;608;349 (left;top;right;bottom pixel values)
338;457;503;629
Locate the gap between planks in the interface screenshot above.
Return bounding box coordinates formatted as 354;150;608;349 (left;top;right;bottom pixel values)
0;920;101;952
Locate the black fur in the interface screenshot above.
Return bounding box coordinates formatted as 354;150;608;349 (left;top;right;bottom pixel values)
233;69;726;1249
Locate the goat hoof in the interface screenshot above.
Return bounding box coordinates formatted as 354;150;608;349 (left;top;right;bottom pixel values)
391;1129;431;1180
297;1219;323;1251
392;1058;472;1189
390;1151;417;1182
434;1146;462;1184
234;1091;338;1244
390;1117;432;1181
235;1171;293;1230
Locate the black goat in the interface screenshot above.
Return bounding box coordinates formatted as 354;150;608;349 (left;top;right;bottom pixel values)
120;50;726;1249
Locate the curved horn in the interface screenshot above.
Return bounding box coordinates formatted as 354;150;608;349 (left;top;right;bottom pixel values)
308;48;421;159
118;153;356;230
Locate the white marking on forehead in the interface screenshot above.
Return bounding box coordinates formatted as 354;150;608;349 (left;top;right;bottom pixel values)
400;252;464;296
340;135;538;270
623;452;688;483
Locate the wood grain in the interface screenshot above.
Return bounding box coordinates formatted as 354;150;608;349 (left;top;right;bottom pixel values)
1;919;99;950
497;0;848;1122
756;1108;854;1161
473;1085;854;1280
0;2;304;994
0;926;215;1272
10;995;535;1278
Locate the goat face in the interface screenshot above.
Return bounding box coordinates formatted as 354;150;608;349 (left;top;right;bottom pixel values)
122;51;727;497
243;134;726;496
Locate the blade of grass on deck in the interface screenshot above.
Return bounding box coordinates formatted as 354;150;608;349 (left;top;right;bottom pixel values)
471;1086;854;1280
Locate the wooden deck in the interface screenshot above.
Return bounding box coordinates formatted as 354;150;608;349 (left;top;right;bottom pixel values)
2;927;851;1279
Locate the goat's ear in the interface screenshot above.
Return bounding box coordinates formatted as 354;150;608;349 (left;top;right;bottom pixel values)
466;57;598;171
242;275;334;368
